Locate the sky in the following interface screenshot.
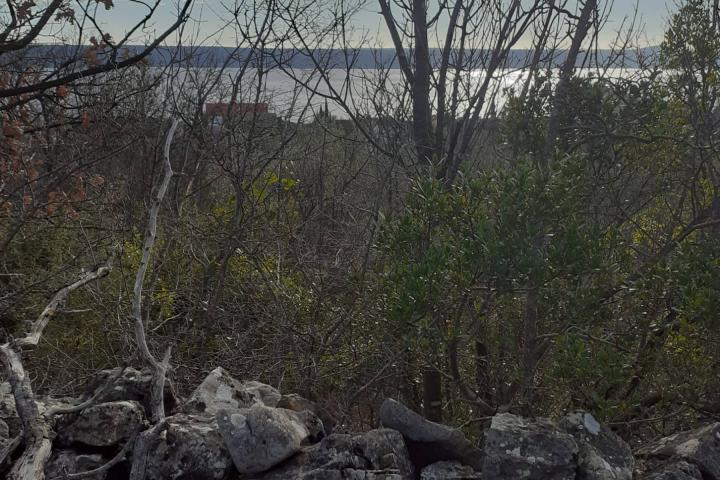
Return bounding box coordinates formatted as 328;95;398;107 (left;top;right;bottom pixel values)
68;0;676;48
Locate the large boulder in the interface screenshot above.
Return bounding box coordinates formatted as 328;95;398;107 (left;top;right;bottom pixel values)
58;401;145;447
379;398;482;470
420;461;482;480
482;413;578;480
217;404;325;475
85;367;177;416
140;413;235;480
636;423;720;480
251;428;414;480
45;450;108;480
183;367;281;416
559;411;634;480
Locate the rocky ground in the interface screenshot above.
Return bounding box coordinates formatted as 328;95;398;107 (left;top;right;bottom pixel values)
0;366;717;479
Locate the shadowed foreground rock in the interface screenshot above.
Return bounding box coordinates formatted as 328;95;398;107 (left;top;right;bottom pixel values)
0;367;711;480
420;460;481;479
379;398;483;470
140;414;235;480
249;428;414;480
46;450;108;480
643;461;703;480
482;413;579;480
637;423;720;480
58;401;145;447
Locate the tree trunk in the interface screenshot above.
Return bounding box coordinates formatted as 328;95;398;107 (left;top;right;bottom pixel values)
411;0;434;166
422;367;443;422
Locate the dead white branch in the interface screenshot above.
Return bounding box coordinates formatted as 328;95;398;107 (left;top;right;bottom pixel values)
0;260;114;480
0;344;53;480
131;118;179;423
16;265;112;349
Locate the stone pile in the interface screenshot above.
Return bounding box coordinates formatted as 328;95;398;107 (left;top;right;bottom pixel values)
1;367;718;479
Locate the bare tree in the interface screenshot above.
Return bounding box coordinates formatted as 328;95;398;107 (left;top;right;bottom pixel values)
0;0;193;106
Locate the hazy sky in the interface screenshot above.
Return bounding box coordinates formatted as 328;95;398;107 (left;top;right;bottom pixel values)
96;0;675;48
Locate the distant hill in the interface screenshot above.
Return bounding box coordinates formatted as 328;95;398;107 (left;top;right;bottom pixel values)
18;44;659;69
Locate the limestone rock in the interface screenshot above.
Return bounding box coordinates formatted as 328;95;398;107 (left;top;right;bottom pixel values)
279;393;337;433
379;398;482;469
642;461;703;480
636;423;720;480
277;393;318;412
420;461;482;479
85;367;177;416
0;382;18;437
217;404;325;475
45;450;108;480
0;417;8;441
482;413;578;480
0;384;74;437
560;411;634;480
183;367;281;416
58;401;145;447
141;413;235;480
0;417;10;452
251;428;413;480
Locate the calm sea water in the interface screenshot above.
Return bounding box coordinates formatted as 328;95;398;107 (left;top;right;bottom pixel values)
167;67;641;121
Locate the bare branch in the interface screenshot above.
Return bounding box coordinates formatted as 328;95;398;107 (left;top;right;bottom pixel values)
132;118;179;423
15;264;113;349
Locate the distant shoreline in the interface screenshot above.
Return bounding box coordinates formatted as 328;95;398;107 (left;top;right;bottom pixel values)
17;44;660;69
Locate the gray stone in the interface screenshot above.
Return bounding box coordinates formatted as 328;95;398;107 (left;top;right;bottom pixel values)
141;413;235;480
278;393;319;413
560;411;634;480
183;367;281;416
0;417;8;440
642;461;703;480
251;429;413;480
45;450;107;480
218;404;325;475
482;413;578;480
0;382;18;436
353;429;415;477
0;385;75;438
0;418;10;452
58;401;145;447
241;380;283;407
379;398;482;469
420;461;482;479
636;423;720;480
279;393;337;433
85;367;177;415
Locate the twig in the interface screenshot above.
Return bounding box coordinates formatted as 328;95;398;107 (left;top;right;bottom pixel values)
49;429;141;480
44;366;126;418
